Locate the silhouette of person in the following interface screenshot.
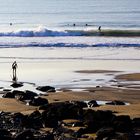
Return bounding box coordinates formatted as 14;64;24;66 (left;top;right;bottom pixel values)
12;61;17;82
98;26;101;31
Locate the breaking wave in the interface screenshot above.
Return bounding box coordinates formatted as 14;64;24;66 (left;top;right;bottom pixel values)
0;26;140;37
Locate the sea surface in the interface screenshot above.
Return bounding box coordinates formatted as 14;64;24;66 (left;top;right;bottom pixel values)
0;0;139;48
0;0;140;89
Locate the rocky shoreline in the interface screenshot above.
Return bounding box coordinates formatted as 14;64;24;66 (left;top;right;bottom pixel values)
0;101;140;140
0;72;140;139
0;86;139;140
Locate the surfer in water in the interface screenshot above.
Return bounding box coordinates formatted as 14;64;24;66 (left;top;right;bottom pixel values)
98;26;101;31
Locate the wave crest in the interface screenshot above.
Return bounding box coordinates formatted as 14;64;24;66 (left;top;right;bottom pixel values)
0;26;140;37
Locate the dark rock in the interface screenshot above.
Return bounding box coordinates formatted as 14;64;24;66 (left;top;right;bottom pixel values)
88;100;99;107
83;109;99;132
2;92;15;98
15;129;34;140
47;89;56;93
36;86;55;92
73;127;87;138
18;115;30;128
70;101;88;108
2;90;24;98
106;100;125;105
0;111;11;117
38;132;54;140
12;112;25;118
53;126;83;139
12;90;25;95
3;89;12;92
129;134;140;140
118;84;123;87
83;110;115;133
59;137;77;140
132;118;140;128
53;126;74;136
0;136;13;140
26;110;43;129
10;112;25;126
112;115;132;132
0;129;11;137
81;135;89;139
72;121;84;127
15;90;38;101
41;102;83;120
110;79;117;82
61;120;83;127
29;110;41;118
55;134;77;140
110;132;130;140
10;82;23;88
41;102;83;128
0;129;12;140
42;113;58;128
41;108;58;128
96;127;115;139
2;112;26;130
29;97;48;106
25;90;38;97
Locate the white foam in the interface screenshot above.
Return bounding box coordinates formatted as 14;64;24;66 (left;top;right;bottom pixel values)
0;26;140;38
0;35;139;49
0;26;82;37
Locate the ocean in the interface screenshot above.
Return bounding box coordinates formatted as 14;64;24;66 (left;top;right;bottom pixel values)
0;0;139;47
0;0;140;89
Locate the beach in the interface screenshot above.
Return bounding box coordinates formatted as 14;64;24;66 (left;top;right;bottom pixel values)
0;66;140;118
0;47;139;139
0;63;140;139
0;47;140;116
0;0;140;139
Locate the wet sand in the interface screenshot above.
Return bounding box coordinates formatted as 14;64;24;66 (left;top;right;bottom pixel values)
116;73;140;81
0;71;140;119
0;98;36;112
45;86;140;118
75;70;121;73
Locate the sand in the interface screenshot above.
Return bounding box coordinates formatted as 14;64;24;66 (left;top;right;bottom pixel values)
0;98;36;112
0;71;140;119
75;70;121;74
44;86;140;118
116;73;140;81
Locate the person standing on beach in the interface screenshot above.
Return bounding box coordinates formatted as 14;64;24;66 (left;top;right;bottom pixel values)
12;61;17;82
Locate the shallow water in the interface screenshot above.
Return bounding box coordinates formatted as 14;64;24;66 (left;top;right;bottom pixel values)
0;0;139;90
0;47;140;90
